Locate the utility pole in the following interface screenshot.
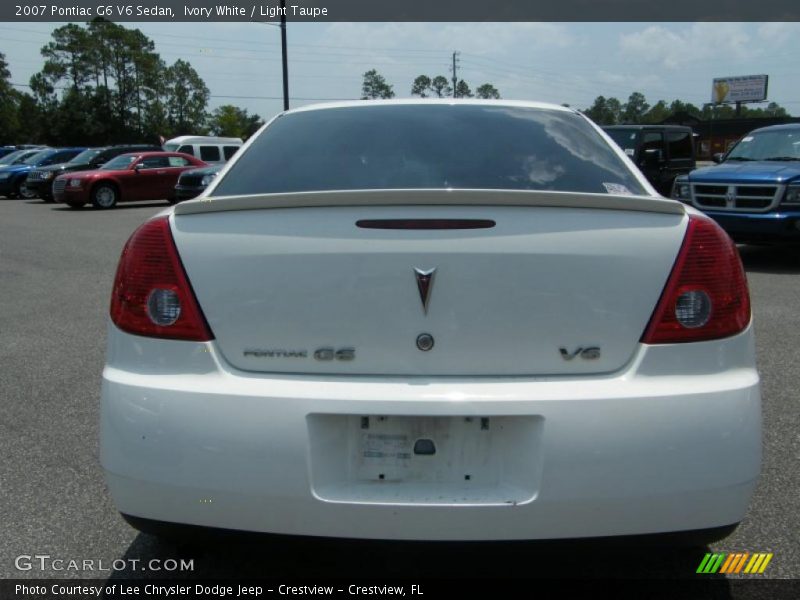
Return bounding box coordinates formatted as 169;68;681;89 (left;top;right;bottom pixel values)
451;51;459;98
280;0;289;111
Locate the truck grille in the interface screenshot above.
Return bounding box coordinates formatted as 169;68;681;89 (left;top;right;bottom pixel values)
691;183;782;213
27;170;44;182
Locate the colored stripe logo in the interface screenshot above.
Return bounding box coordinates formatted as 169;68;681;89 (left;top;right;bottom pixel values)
697;552;773;574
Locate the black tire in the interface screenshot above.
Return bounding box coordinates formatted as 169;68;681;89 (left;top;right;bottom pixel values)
20;182;37;200
41;194;55;203
65;201;85;209
91;182;118;209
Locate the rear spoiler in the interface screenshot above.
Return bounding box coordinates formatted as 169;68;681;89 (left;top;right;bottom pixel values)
173;189;686;217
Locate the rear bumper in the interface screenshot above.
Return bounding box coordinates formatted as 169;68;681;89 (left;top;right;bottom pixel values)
702;209;800;242
101;324;761;541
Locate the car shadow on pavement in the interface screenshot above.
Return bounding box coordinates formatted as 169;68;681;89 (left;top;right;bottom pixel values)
47;201;170;211
738;245;800;274
105;532;734;596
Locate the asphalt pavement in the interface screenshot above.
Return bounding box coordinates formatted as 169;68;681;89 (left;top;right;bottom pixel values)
0;198;798;592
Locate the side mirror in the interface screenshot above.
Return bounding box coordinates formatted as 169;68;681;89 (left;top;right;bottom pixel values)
641;148;663;168
133;163;143;172
712;153;725;164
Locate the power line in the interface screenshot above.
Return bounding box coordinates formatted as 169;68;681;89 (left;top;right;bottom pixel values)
9;82;355;102
0;25;451;55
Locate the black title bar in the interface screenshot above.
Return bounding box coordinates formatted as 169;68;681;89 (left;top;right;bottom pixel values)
4;0;800;22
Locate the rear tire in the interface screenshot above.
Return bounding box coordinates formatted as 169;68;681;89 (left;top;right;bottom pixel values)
91;183;118;209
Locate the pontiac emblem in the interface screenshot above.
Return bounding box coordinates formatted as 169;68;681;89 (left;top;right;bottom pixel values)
414;267;436;314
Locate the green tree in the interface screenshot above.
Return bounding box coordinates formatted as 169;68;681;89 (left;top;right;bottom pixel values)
40;23;94;91
411;75;432;98
454;80;473;98
165;59;210;134
622;91;649;124
430;75;452;98
475;83;500;99
584;95;622;125
642;100;670;124
668;99;702;118
208;105;264;139
605;97;622;124
0;52;21;143
15;93;42;143
29;19;210;144
361;69;395;100
763;102;788;118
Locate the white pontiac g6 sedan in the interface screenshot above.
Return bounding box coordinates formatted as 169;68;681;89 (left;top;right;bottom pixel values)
101;100;760;543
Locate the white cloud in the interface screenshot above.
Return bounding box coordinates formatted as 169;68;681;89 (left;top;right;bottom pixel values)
321;22;573;57
619;23;752;70
756;22;794;47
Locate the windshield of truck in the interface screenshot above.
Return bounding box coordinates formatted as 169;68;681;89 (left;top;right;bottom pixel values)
727;129;800;161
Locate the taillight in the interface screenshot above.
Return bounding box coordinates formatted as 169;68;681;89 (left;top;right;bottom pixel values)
110;216;213;341
641;215;750;344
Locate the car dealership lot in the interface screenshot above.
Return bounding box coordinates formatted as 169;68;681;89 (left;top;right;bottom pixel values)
0;198;798;582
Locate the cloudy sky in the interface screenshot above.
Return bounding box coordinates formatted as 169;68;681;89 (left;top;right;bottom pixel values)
1;22;798;121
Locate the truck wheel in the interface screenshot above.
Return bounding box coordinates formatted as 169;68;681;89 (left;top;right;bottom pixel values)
91;183;118;209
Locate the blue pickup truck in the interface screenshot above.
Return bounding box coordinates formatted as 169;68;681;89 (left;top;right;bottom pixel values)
671;123;800;243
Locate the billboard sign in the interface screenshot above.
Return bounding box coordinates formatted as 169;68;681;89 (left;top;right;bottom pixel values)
712;75;769;104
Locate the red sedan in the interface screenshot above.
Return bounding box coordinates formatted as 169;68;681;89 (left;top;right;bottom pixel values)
53;152;207;209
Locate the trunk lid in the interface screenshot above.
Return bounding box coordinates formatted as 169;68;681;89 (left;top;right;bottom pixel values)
171;190;686;376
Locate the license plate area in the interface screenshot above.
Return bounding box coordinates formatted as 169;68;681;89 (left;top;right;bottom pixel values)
308;414;543;505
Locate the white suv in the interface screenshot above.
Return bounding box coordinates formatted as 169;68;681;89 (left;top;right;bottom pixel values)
163;135;242;165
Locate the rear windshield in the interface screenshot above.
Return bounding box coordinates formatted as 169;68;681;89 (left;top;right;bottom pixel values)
212;105;647;197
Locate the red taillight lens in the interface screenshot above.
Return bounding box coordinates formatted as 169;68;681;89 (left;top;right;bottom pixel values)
641;215;750;344
110;216;213;341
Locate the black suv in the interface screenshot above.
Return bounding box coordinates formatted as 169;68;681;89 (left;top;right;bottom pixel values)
27;144;161;202
603;125;696;195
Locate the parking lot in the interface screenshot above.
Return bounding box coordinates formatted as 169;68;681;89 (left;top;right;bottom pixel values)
0;197;798;585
